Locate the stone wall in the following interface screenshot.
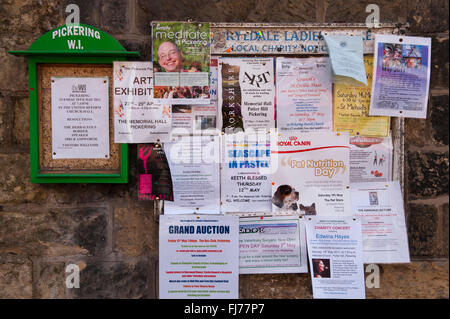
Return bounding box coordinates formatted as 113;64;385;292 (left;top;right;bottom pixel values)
0;0;448;299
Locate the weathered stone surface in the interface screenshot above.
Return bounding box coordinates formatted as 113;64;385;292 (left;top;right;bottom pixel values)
12;96;29;148
50;183;130;205
0;154;48;204
365;261;449;299
442;203;449;257
114;205;157;256
407;0;449;33
430;35;449;90
60;0;101;28
405;117;427;147
100;0;129;34
325;0;405;23
0;256;33;298
430;95;449;146
0;93;13;147
407;203;440;257
118;38;151;61
407;151;449;199
0;207;110;257
72;258;154;298
245;274;313;299
34;261;66;299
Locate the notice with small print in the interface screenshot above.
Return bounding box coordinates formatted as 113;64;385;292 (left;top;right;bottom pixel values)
350;181;410;263
51;76;109;159
113;62;171;143
239;216;308;274
271;132;351;216
218;57;275;133
370;35;431;118
221;133;272;213
349;135;392;184
164;136;220;214
305;216;366;299
159;214;239;299
276;57;333;132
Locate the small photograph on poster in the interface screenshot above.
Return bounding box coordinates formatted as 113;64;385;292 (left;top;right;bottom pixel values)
370;35;431;119
152;22;211;105
218;57;275;133
312;259;330;278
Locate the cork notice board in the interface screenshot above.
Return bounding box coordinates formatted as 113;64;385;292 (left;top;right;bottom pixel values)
38;64;121;175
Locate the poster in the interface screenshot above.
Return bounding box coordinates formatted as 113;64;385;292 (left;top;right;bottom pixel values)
51;76;109;159
152;22;211;105
323;35;367;86
333;57;390;137
276;57;333;132
221;133;272;213
218;57;275;133
171;57;218;135
113;62;171;143
271;132;351;216
164;135;220;214
159;214;239;299
137;143;173;201
349;135;392;184
305;216;366;299
239;216;308;274
369;35;431;119
350;181;410;263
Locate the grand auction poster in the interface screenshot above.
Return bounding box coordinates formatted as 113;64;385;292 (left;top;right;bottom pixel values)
369;35;431;119
164;135;220;214
218;57;275;133
305;216;366;299
239;216;308;274
350;181;410;263
271;132;351;216
221;133;272;213
276;57;333;132
159;214;239;299
113;62;171;143
333;57;390;137
171;57;218;135
152;22;211;105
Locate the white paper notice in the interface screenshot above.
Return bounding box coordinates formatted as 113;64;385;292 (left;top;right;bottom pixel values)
221;133;272;213
218;57;275;133
306;216;366;299
51;76;109;159
165;136;220;214
349;135;393;184
276;57;333;132
113;62;171;143
271;132;351;216
159;214;239;299
350;181;410;263
239;216;308;274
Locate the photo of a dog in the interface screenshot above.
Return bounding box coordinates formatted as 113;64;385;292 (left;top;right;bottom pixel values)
272;185;300;212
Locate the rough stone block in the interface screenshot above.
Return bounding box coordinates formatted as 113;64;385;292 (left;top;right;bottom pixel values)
72;257;154;298
365;261;449;299
442;203;449;257
245;273;313;299
60;0;101;28
50;183;131;205
407;151;449;199
114;205;158;256
0;256;33;298
325;0;405;23
407;203;440;257
100;0;129;34
13;96;29;148
406;0;449;33
118;39;151;61
430;35;449;90
34;261;66;299
0;207;111;257
0;93;13;147
405;117;427;147
430;94;449;146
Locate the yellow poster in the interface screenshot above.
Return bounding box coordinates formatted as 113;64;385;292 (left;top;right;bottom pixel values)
333;57;390;137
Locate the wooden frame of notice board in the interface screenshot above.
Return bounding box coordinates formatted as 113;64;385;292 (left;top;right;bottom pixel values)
151;22;409;216
10;24;140;183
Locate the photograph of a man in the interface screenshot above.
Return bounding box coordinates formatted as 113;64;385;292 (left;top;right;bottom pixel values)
157;41;184;73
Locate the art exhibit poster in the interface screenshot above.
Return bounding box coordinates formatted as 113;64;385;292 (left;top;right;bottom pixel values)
369;35;431;119
276;57;333;132
333;56;390;137
239;216;308;274
51;76;109;159
305;216;366;299
171;57;218;135
159;214;239;299
350;181;410;263
152;21;211;105
218;57;275;133
221;133;272;213
349;135;392;184
271;132;351;216
113;62;171;143
164;135;220;214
